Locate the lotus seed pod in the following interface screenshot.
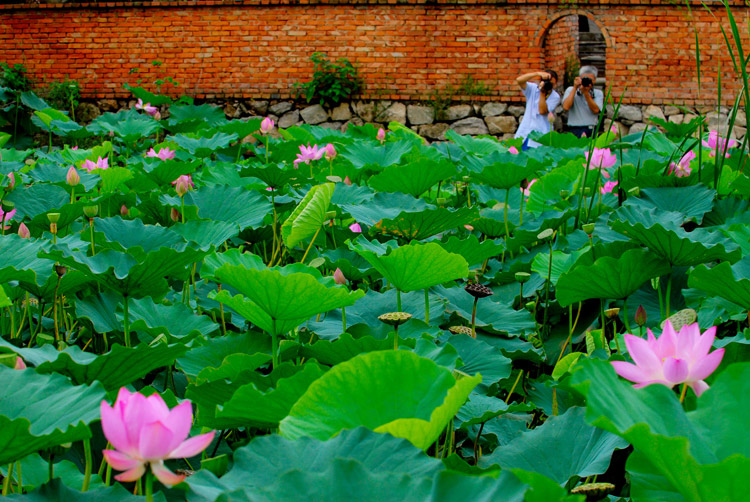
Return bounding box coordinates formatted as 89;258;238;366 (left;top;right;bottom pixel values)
465;282;493;299
604;307;620;319
462;175;471;182
520;178;529;189
436;197;447;205
650;277;660;290
559;189;570;198
660;308;697;332
515;272;531;283
2;200;15;213
55;265;67;277
537;229;554;241
467;270;478;281
378;312;412;326
525;301;536;311
628;186;640;196
448;326;473;336
83;206;98;218
583;187;592;196
570;482;616;500
635;305;647;327
582;223;595;235
46;211;60;223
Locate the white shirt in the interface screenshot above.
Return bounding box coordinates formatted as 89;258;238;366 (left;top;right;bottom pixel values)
514;82;560;139
562;86;604;127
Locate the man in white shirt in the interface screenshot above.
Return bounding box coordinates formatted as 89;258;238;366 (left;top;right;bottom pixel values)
514;70;560;141
562;65;604;138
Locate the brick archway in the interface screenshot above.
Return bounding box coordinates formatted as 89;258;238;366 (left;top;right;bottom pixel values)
536;10;614;50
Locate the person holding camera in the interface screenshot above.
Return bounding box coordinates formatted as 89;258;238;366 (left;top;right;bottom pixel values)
562;66;604;138
513;70;560;141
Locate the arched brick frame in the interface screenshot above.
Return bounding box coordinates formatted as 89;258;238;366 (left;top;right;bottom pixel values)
535;10;614;50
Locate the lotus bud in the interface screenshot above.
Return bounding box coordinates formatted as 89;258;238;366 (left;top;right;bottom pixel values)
333;268;347;285
582;223;595;235
508;146;519;154
18;222;30;239
46;211;60;224
174;175;191;197
55;265;67;277
6;172;15;191
525;301;536;312
377;128;386;143
515;272;531;283
349;222;362;233
464;224;474;231
260;117;274;135
324;143;337;161
66;166;80;187
559;189;570;198
120;205;128;217
153;111;161;121
537;228;554;241
170;207;181;222
14;356;26;370
548;112;555;124
343;176;352;186
635;305;647;327
83;206;98;219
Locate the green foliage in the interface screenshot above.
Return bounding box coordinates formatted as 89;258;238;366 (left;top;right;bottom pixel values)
0;62;32;92
293;52;363;107
46;79;80;117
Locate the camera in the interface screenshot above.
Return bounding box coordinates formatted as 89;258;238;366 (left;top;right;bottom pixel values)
581;77;593;87
541;79;553;93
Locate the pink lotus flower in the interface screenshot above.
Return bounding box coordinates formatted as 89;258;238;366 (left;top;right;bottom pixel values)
464;224;474;231
67;166;80;186
18;222;30;239
81;157;109;173
521;178;537;197
324;143;336;161
600;181;618;194
6;172;15;191
293;144;325;167
611;321;724;397
172;175;194;197
260;117;274;135
508;146;519;155
153;111;161;121
71;146;79;150
349;222;362;233
610;124;619;135
14;356;26;370
702;130;737;158
146;147;176;161
333;268;347;285
101;388;215;486
377;128;386;143
0;207;16;230
668;151;695;178
135;99;158;117
585;148;617;179
343;176;352;186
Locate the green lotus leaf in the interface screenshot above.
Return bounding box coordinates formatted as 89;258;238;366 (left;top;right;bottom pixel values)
300;332;396;366
168;103;226;128
339;191;430;227
481;406;627;484
187;428;443;502
0;337;187;390
218;117;263;139
531;249;585;284
688;255;750;310
626;185;715;223
0;367;105;465
176;331;269;378
281;182;335;249
161;185;271;230
340;140;413;170
242;164;300;189
455;393;535;428
138;158;199;188
368;158;456;198
94;216;184;253
190;363;326;429
374;207;478;241
609;206;740;266
170;220;238;250
571;359;750;502
20;91;51;111
349;238;468;292
0;284;9;308
201;248;266;279
211;263;364;335
5;183;69;221
88;109;160;143
0;235;54;287
2;478;164;502
123;83;173;106
556;247;671;306
320;247;378;282
280;350;480;449
472;160;543;190
442;333;512;388
436;235;504;267
171;131;238;157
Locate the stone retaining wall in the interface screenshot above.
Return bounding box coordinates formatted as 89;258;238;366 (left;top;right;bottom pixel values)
76;98;747;141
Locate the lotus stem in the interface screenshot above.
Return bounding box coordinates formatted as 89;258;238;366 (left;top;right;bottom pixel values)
300;226;322;265
53;275;62;347
70;186;75;205
218;285;227;336
16;462;21;495
2;463;14;495
270;191;278;265
679;383;688;403
470;297;478;339
180;197;185;224
49;455;54;483
505;370;524;403
89;218;96;256
145;469;154;502
600;299;608;352
393;325;399;350
542;239;553;335
341;305;347;333
424;289;430;324
82;438;92;492
665;274;673;319
271;318;279;369
473;421;486;465
123;295;131;348
503;189;510;240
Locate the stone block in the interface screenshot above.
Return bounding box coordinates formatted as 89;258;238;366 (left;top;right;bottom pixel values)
407;105;434;125
444;104;472;121
75;102;100;123
250;100;269;115
353;101;376;122
644;105;665;123
269;101;293;115
329;103;352;121
418;123;449;140
450;117;489;136
669;114;684;125
628;122;648;135
481;102;508;117
507;105;525;117
278;110;300;129
664;105;680;116
485;115;517;135
379;102;407;124
300;104;328;125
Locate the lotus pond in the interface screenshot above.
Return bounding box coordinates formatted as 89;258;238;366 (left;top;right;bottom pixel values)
0;88;749;502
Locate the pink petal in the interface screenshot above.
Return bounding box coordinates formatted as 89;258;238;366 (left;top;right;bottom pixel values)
114;464;146;482
102;450;141;471
167;431;215;459
689;380;710;397
145;393;171;421
691;326;717;360
163;401;193;451
663;357;689;384
100;400;133;453
611;361;651;384
150;461;186;487
656;321;678;359
688;348;724;382
138;421;175;460
624;334;662;376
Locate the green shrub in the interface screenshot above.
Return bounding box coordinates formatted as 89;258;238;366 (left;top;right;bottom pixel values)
293;52;363;107
47;79;81;118
0;62;32;92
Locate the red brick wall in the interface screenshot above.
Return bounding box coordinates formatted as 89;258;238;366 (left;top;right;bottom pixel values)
0;0;746;106
543;14;578;91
